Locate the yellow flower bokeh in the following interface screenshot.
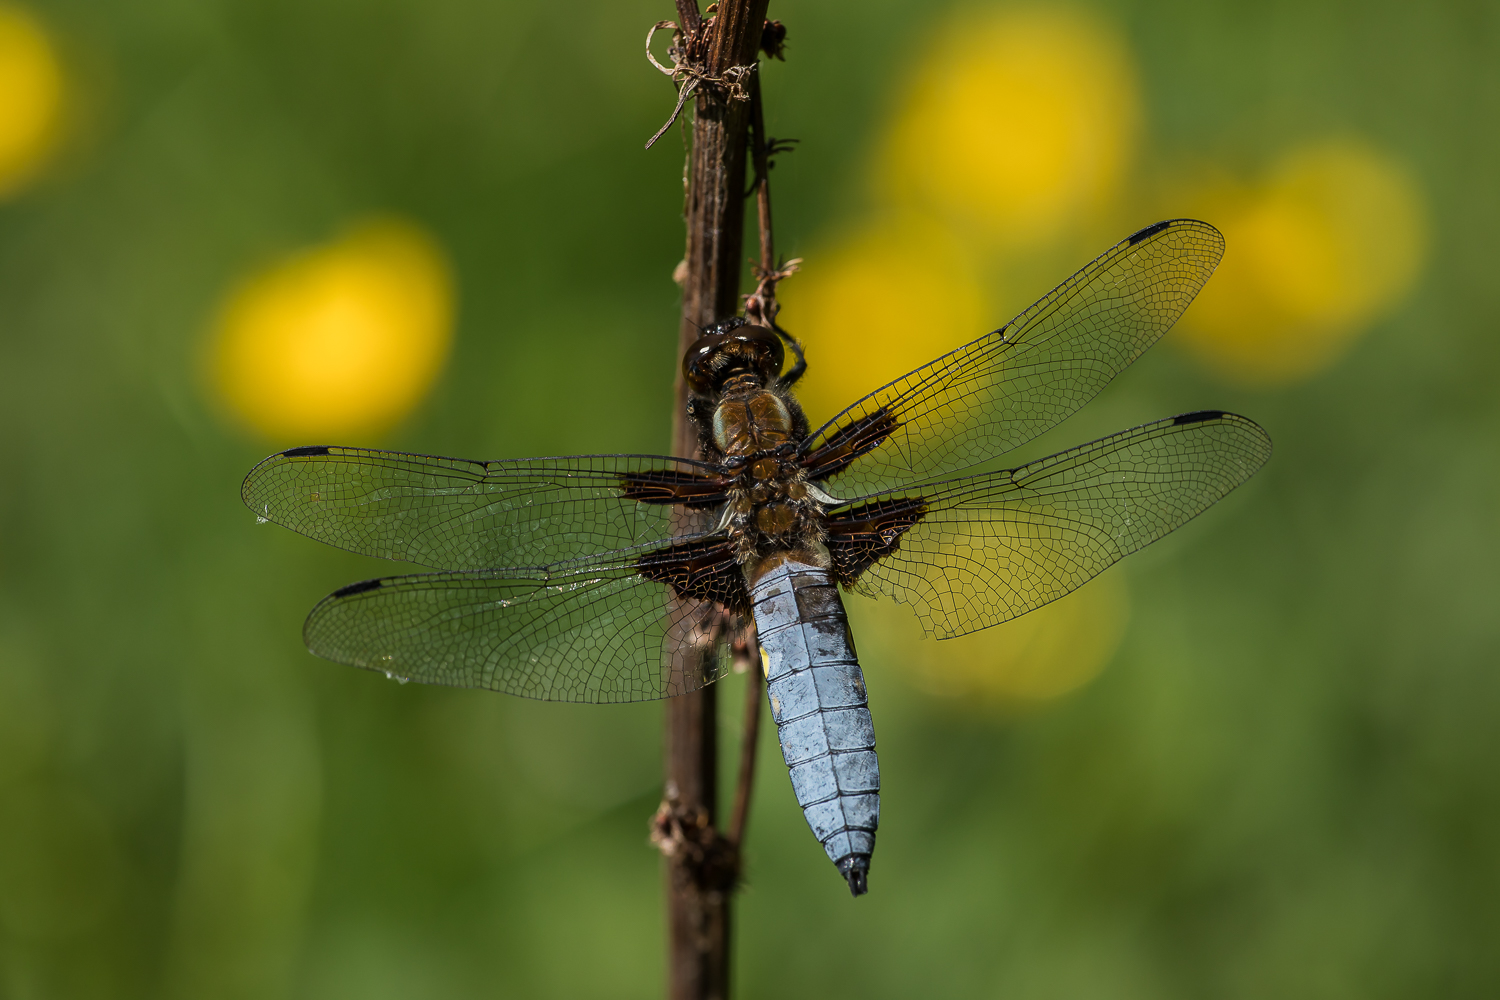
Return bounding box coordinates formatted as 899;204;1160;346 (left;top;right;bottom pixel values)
1175;140;1428;384
849;569;1129;706
0;3;64;199
210;219;455;441
778;217;987;428
779;10;1428;710
882;6;1139;247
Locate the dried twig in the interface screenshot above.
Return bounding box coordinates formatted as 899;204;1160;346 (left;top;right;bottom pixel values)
742;70;805;383
652;2;772;997
645;18;759;149
725;627;762;849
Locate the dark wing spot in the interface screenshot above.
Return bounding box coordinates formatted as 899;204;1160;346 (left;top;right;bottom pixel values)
1173;409;1227;426
801;407;901;482
635;537;749;613
1127;220;1173;245
825;496;928;586
333;578;383;598
282;446;332;457
619;470;732;508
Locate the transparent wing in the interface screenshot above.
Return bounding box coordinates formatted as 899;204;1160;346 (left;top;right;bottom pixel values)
242;446;728;570
828;411;1271;638
302;539;741;704
801;220;1225;498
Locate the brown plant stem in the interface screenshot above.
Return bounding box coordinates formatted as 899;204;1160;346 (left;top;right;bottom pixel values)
742;68;801;360
750;73;775;279
726;632;763;850
659;2;770;999
673;0;702;37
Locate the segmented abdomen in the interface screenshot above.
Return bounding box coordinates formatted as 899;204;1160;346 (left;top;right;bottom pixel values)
749;559;879;895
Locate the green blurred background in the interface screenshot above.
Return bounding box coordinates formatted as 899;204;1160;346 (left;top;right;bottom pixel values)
2;0;1498;996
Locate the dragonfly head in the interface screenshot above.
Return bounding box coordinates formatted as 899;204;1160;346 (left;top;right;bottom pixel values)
683;318;784;399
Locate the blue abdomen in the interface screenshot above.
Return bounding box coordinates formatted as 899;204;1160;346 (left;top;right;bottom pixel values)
750;559;879;895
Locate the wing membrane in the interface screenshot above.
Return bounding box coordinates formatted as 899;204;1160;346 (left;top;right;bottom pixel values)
303;539;740;703
242;447;727;571
830;411;1271;637
802;220;1225;497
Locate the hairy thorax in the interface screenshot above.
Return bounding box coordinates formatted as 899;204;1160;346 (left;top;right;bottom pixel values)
708;377;828;568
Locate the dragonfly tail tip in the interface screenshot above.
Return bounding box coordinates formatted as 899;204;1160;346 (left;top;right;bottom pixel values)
838;857;869;897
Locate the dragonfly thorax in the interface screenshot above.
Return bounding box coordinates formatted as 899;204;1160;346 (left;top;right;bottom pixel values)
712;387;792;456
702;382;823;564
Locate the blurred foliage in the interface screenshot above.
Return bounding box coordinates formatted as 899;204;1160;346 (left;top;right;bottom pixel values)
0;0;1498;998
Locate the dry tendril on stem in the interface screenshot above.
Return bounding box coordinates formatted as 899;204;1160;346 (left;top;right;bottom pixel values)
645;19;758;149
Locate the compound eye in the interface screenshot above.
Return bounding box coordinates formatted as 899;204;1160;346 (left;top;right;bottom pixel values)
681;322;785;397
740;325;784;380
682;332;731;397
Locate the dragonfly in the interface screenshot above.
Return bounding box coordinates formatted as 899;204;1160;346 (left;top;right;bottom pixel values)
242;219;1271;897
